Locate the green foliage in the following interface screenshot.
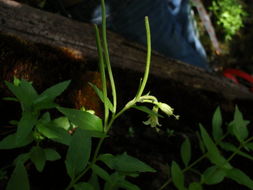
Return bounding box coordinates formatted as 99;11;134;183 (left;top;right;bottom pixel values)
209;0;247;41
161;106;253;190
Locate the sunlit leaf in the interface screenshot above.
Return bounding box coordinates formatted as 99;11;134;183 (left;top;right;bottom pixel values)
37;123;71;145
99;152;156;173
65;128;91;179
33;80;70;110
171;161;185;190
89;82;114;112
57;107;103;134
6;161;30;190
199;124;231;169
180;137;191;167
203;166;226;185
5;79;38;110
212;106;223;142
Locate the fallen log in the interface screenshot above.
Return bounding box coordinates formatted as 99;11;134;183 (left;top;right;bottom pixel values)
1;0;253;101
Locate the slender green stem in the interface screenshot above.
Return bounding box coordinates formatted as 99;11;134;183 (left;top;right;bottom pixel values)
94;24;109;128
101;0;117;114
135;16;152;100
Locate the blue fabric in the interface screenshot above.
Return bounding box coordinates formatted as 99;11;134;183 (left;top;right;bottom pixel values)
92;0;210;71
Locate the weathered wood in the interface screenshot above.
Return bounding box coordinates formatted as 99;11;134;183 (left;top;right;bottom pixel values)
0;0;253;101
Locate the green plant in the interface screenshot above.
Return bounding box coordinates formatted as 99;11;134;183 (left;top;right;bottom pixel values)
159;106;253;190
0;0;178;189
209;0;247;41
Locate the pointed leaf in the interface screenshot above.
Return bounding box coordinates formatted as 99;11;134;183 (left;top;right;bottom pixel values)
89;173;100;190
57;107;103;134
228;106;250;142
188;182;202;190
33;80;70;110
74;182;94;190
65;128;91;179
37;123;71;145
30;146;46;172
203;166;226;185
16;111;38;144
92;164;110;181
14;153;30;165
0;133;33;149
44;148;61;161
212;106;223;142
5;79;38;110
89;82;114;112
119;179;141;190
171;161;185;190
53;117;71;131
6;162;30;190
219;142;253;161
180;137;191;167
99;152;156;173
226;168;253;190
199;124;231;169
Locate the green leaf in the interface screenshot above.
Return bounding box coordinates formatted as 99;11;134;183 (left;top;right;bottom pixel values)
99;152;156;173
199;124;231;169
219;142;253;161
33;80;70;110
171;161;185;190
226;168;253;190
5;79;38;110
53;117;71;131
180;137;191;167
228;106;250;142
212;106;223;142
188;182;202;190
44;148;61;161
245;142;253;151
37;123;71;145
6;161;30;190
92;164;110;181
202;166;226;185
30;146;46;172
74;182;94;190
132;105;163;117
0;133;33;149
14;153;30;165
65;128;91;179
57;107;103;135
119;179;141;190
88;173;100;190
16;111;38;144
89;82;114;112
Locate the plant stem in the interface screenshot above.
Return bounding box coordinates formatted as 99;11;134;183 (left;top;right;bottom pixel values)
135;16;152;100
94;24;109;128
101;0;117;114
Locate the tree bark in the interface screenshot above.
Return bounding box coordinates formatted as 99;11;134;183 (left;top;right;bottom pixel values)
0;0;252;101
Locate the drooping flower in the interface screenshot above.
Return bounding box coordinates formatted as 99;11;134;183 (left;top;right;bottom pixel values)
143;105;161;132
